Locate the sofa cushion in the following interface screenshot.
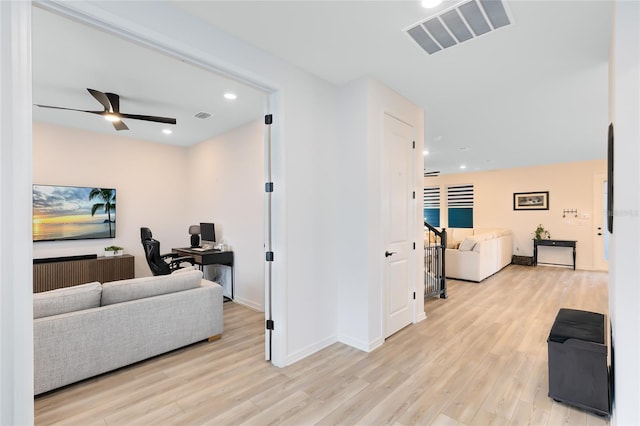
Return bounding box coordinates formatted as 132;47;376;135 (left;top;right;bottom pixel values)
458;237;476;251
34;282;102;319
101;270;203;306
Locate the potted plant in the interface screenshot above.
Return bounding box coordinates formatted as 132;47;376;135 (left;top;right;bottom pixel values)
534;224;551;240
104;245;124;256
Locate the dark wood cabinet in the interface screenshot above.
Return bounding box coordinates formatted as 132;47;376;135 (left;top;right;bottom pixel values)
33;254;135;293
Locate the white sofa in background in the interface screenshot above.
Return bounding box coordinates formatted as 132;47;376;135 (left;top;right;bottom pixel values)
445;228;513;282
33;269;223;395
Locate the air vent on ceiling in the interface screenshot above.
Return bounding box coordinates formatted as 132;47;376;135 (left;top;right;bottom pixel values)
193;112;212;119
405;0;513;55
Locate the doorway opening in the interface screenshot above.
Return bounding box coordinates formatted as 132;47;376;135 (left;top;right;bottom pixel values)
32;4;278;362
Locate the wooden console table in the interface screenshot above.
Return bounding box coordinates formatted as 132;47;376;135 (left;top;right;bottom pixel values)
33;254;135;293
533;239;577;270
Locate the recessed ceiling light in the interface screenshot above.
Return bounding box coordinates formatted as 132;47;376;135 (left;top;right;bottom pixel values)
460;165;467;169
421;0;442;9
224;92;237;100
423;150;429;156
162;129;172;135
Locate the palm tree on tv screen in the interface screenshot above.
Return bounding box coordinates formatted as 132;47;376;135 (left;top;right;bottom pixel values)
89;188;116;237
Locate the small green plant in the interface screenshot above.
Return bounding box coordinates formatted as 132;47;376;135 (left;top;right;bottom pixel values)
534;224;550;240
104;245;123;252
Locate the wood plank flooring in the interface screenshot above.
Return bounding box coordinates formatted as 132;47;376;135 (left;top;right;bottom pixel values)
35;265;610;425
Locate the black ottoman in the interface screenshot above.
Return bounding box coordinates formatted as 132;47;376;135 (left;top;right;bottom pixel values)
547;308;610;416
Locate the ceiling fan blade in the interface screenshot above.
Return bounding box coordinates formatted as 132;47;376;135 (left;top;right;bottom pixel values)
112;120;129;131
120;113;176;125
105;93;120;113
87;88;112;112
424;170;441;175
35;104;105;115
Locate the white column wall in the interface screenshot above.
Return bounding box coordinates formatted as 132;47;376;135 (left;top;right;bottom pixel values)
610;2;640;424
337;77;425;350
0;2;34;424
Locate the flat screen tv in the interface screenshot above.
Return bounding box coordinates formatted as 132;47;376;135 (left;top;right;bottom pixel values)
33;185;116;242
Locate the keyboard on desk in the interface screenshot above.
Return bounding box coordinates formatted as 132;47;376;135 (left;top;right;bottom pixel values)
191;247;219;252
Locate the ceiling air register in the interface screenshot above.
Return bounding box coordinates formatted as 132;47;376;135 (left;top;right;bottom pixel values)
406;0;512;54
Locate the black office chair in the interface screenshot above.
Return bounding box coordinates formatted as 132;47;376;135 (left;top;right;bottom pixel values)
140;227;195;275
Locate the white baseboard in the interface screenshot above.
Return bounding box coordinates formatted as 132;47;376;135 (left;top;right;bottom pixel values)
285;335;337;366
338;334;384;352
232;296;264;312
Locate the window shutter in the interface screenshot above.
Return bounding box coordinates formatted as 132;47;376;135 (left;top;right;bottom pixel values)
447;184;474;228
424;186;440;227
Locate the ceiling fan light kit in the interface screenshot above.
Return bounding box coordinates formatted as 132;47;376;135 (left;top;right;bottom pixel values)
36;88;177;131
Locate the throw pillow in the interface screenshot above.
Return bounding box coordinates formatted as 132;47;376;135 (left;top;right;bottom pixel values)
446;240;461;249
458;237;476;251
33;282;102;319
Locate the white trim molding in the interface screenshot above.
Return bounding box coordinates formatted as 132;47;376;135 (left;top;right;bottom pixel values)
0;1;34;424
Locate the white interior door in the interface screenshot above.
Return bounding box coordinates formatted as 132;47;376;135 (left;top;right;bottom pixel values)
382;113;415;338
593;173;609;271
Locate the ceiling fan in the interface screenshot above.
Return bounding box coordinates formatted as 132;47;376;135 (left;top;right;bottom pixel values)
35;88;177;131
424;170;440;177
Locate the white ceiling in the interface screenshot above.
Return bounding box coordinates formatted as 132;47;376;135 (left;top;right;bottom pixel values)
34;1;613;174
32;7;267;147
172;0;613;174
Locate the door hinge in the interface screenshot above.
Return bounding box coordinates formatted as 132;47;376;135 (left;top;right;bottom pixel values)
265;114;273;125
266;251;274;262
412;141;415;149
265;182;274;193
266;319;274;330
413;242;416;250
412;191;415;199
413;292;416;300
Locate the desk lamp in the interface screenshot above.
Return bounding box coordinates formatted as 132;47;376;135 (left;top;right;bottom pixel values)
188;225;200;248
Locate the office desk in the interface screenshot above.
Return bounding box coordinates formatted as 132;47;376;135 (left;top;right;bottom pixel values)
533;239;576;270
172;248;234;300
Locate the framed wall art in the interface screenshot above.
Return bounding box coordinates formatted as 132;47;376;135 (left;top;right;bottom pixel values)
513;191;549;211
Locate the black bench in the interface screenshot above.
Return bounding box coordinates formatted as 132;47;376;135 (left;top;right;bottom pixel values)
547;308;610;416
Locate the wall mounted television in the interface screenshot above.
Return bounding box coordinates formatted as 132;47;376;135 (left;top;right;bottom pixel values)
33;185;116;242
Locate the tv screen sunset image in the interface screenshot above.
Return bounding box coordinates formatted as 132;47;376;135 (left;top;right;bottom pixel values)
33;185;116;242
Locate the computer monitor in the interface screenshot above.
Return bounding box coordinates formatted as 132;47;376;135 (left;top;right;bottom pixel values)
200;222;216;249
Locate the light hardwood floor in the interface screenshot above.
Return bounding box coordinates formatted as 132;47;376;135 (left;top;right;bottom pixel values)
35;265;610;425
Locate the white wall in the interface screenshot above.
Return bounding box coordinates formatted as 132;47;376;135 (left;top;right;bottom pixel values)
187;119;264;310
33;121;267;310
337;77;425;351
609;2;640;424
427;159;606;270
33;123;191;278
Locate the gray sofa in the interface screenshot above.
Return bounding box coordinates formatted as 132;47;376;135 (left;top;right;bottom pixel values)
34;269;223;395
